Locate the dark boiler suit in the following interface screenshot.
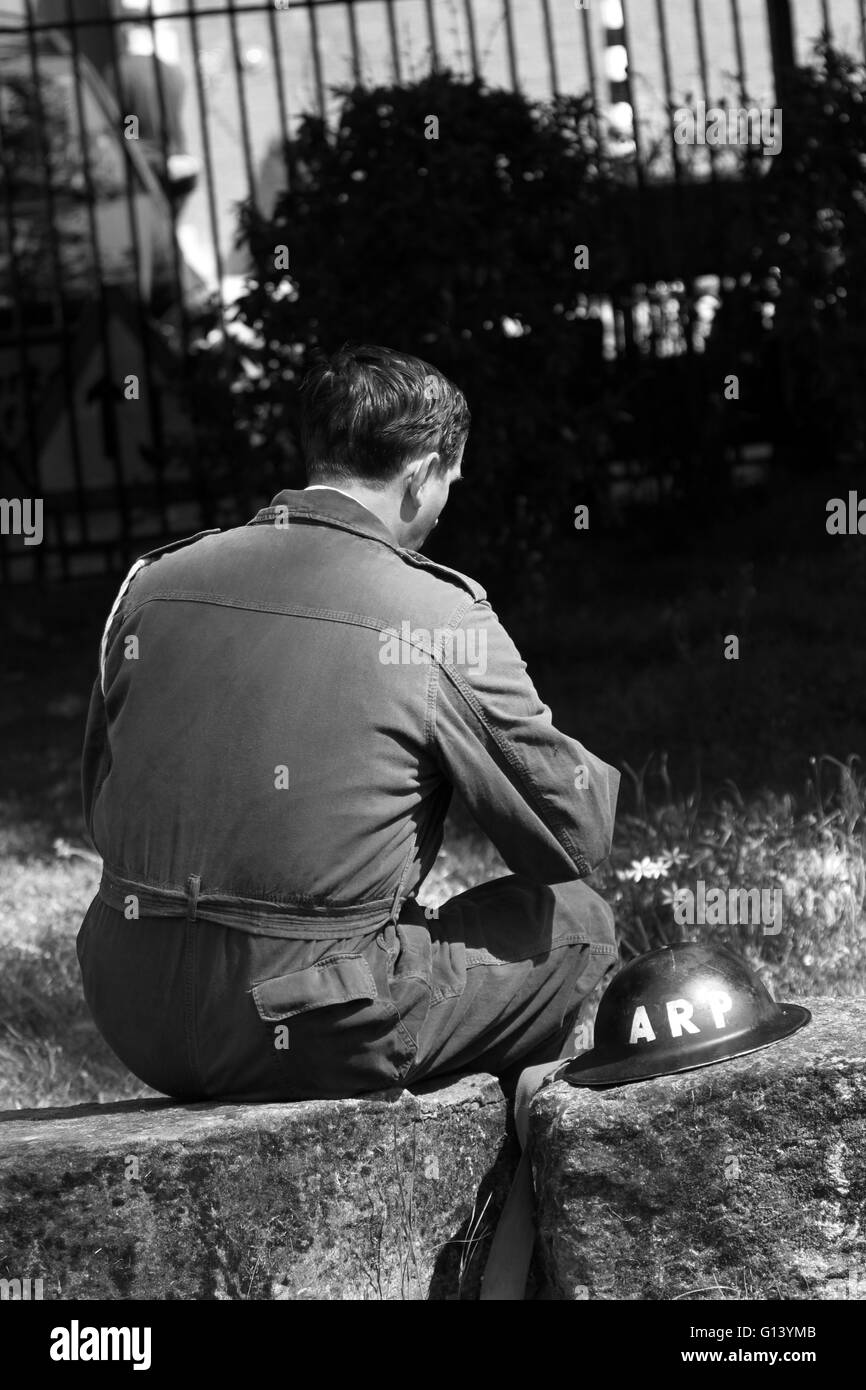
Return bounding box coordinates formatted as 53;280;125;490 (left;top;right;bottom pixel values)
77;488;620;1100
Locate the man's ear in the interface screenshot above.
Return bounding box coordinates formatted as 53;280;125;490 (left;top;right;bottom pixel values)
405;452;441;506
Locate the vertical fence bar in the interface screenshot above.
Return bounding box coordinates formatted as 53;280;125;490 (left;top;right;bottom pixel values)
655;0;683;183
103;7;168;537
266;0;293;192
502;0;519;90
225;0;259;212
183;0;234;534
579;0;606;164
649;0;688;398
692;0;727;371
140;0;214;543
186;0;226;319
0;84;43;585
19;2;89;575
726;0;750;493
0;38;41;489
729;0;749;102
692;0;718;184
306;0;326;120
135;2;195;316
423;0;440;73
463;0;480;81
730;0;759;366
617;0;650;439
345;0;362;84
65;0;133;565
859;0;866;61
687;0;717;473
538;0;559;98
618;0;650;398
384;0;402;84
819;0;832;41
618;0;645;184
579;0;599;110
766;0;796;106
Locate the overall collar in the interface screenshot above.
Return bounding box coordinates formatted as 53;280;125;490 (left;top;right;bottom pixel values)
249;487;399;550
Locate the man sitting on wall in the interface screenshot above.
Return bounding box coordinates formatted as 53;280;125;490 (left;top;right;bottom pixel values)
77;344;620;1101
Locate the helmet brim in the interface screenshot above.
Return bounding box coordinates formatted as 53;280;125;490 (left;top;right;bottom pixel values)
561;1003;812;1089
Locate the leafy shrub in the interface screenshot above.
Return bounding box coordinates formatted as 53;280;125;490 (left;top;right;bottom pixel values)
181;46;866;595
187;71;634;598
701;43;866;471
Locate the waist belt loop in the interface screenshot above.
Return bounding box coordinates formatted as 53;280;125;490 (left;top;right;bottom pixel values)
388;881;403;926
186;874;201;922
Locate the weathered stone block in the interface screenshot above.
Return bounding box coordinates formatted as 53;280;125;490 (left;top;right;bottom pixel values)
0;1074;514;1300
530;997;866;1301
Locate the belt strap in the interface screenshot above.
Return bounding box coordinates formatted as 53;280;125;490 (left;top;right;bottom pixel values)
186;874;201;921
98;865;394;940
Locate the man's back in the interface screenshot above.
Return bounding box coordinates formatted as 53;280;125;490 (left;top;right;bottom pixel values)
85;487;618;938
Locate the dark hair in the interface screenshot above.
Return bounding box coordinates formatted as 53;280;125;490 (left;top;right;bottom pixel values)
299;344;470;485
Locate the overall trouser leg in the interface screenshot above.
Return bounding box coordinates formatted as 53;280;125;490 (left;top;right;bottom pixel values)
400;873;618;1088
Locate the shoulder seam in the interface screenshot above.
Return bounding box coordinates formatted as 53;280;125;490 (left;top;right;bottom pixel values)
399;550;486;601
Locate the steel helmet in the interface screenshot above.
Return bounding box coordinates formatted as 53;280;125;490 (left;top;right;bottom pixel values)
563;940;811;1088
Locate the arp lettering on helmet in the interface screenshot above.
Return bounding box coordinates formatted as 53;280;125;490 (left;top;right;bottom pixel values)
562;942;811;1088
628;991;734;1044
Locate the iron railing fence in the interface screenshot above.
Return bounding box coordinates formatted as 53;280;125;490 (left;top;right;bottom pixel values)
0;0;861;581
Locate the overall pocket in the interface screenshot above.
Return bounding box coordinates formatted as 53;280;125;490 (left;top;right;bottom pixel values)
251;952;417;1099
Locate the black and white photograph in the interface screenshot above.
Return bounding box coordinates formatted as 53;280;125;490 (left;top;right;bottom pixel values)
0;0;863;1348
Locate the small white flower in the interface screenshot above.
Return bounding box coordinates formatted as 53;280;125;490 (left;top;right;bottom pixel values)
620;856;670;883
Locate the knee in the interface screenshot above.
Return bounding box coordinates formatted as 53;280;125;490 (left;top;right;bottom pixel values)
552;878;616;946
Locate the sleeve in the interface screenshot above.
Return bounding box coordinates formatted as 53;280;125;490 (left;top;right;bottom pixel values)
81;554;148;845
81;676;109;847
430;600;620;883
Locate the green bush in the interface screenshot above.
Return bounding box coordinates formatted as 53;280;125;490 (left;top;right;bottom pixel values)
180;48;866;597
701;43;866;471
189;71;635;599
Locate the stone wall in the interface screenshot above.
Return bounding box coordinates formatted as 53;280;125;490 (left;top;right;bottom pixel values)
0;1074;514;1301
6;996;863;1302
530;997;866;1301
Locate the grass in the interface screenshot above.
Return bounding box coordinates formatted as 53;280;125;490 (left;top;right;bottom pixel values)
0;836;156;1111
